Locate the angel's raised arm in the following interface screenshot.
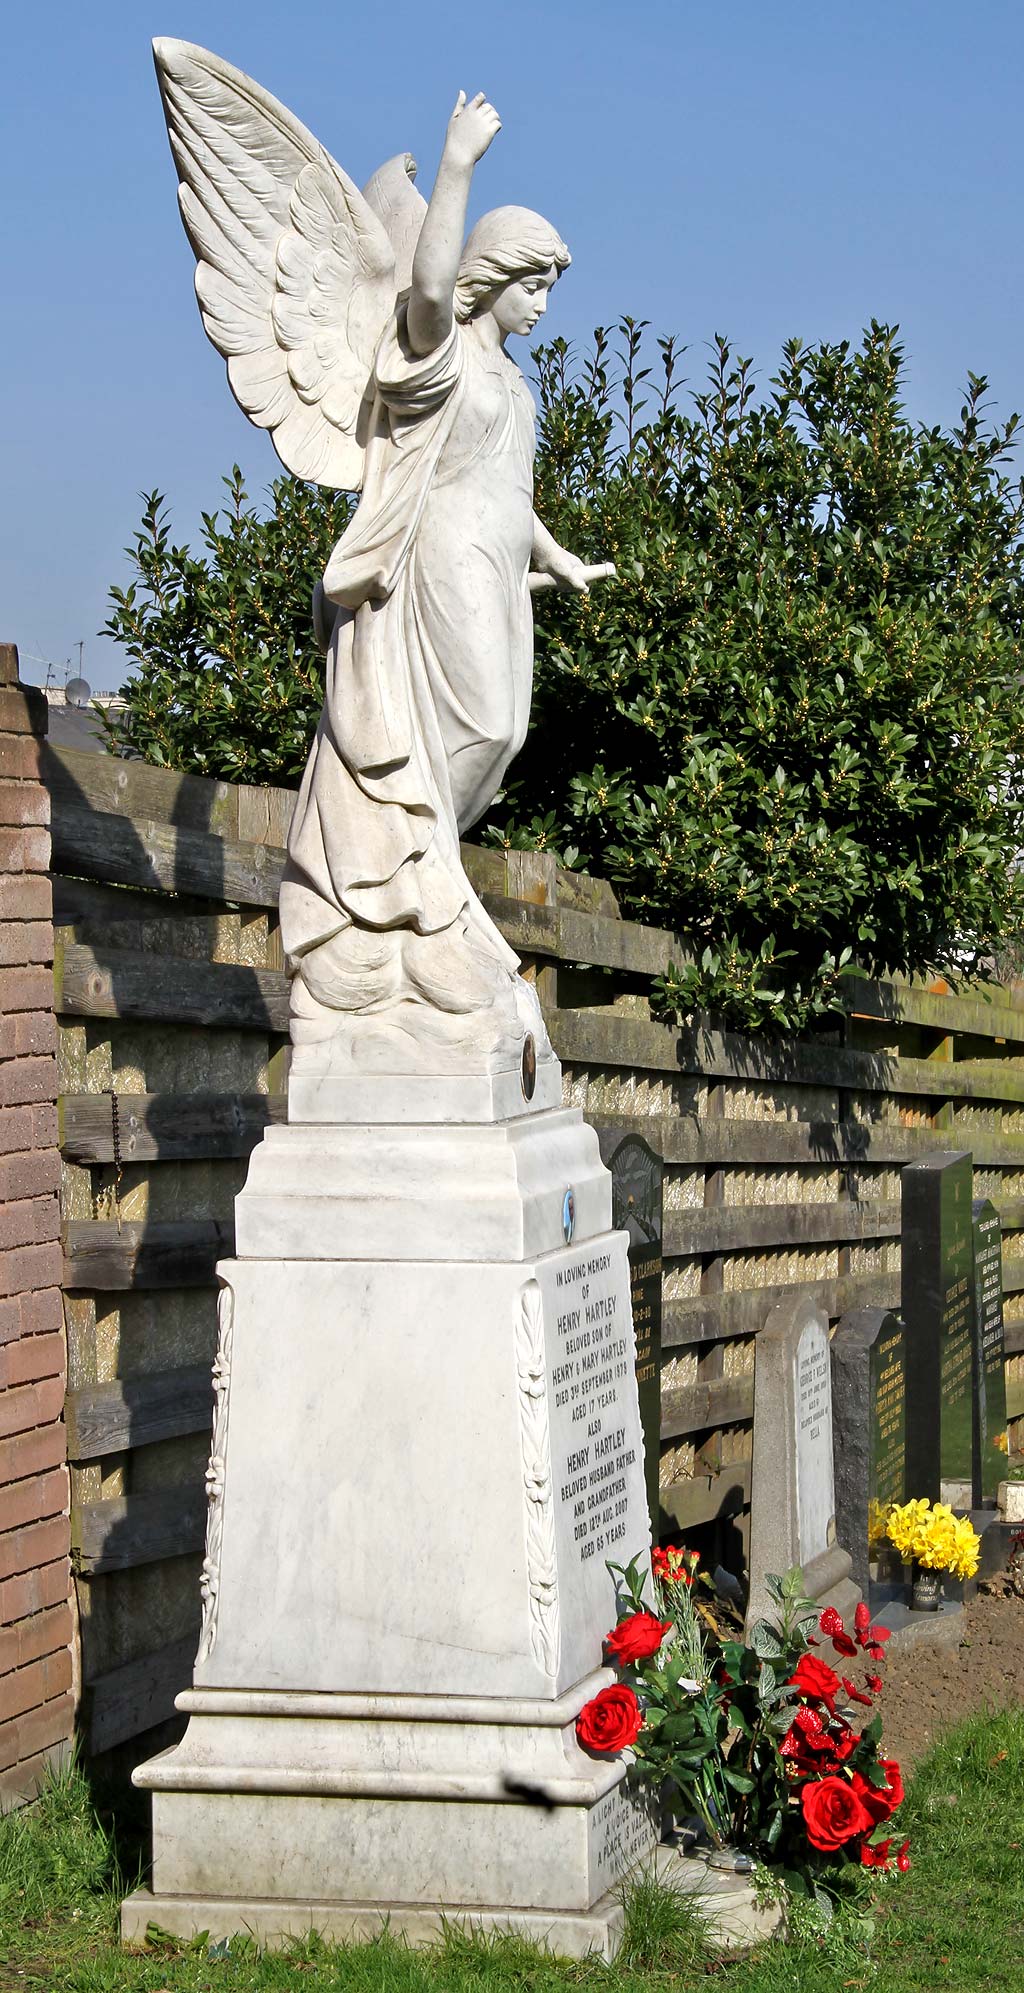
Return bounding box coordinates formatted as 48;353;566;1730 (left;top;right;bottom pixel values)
406;91;501;357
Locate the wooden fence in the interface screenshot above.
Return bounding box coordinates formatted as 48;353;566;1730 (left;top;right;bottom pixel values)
42;740;1024;1761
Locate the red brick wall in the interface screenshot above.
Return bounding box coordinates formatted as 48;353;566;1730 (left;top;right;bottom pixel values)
0;643;75;1808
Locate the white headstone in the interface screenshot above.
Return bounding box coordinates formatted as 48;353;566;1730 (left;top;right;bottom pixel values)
746;1295;859;1634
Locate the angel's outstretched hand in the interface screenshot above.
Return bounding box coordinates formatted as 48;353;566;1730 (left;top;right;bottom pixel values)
443;90;501;170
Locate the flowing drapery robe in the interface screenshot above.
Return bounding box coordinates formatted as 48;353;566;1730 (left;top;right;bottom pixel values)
281;309;537;1035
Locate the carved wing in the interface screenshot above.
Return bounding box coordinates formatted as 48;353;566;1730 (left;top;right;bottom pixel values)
153;38;398;490
362;154;428;293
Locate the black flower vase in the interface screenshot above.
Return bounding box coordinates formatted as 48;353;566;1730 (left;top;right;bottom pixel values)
910;1563;942;1612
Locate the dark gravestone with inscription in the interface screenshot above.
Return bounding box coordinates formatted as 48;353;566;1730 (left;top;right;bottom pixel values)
598;1131;664;1533
972;1198;1008;1506
901;1152;973;1505
831;1308;907;1602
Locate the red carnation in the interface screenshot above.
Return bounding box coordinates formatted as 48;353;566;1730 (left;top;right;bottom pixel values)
605;1611;671;1667
854;1605;892;1661
801;1776;874;1852
576;1684;642;1755
781;1711;856;1777
790;1652;841;1709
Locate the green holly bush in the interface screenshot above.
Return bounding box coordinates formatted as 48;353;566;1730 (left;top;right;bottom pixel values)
103;321;1024;1028
102;470;350;783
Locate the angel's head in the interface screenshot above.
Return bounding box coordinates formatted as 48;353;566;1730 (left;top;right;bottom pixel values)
454;206;570;338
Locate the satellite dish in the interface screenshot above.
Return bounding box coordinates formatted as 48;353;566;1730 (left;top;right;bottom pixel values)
65;677;91;709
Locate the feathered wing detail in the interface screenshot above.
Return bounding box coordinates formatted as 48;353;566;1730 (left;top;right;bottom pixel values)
153;38;398;490
362;154;428;293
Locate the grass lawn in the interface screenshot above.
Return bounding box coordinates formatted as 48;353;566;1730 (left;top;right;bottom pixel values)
1;1709;1022;1991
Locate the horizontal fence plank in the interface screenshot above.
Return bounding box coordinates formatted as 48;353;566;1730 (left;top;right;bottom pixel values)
594;1112;1024;1171
65;1366;214;1461
664;1198;1024;1258
841;972;1024;1048
43;743;241;836
664;1275;898;1348
61;1096;1024;1179
661;1376;754;1441
659;1462;752;1530
60;1092;286;1165
72;1488;206;1574
52;876;212;928
56;943;290;1034
552;1008;1024;1104
665;1200;899;1256
664;1258;1024;1348
63;1221;233;1291
84;1633;198;1754
50;805;283;909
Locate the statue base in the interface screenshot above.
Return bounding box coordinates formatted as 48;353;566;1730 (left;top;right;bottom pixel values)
127;1106;657;1952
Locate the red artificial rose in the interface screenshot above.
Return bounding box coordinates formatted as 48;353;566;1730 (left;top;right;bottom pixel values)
801;1776;874;1852
853;1759;904;1825
790;1653;841;1708
605;1611;672;1666
576;1685;642;1755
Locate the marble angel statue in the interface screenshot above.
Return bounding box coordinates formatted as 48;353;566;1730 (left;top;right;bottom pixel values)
154;41;614;1095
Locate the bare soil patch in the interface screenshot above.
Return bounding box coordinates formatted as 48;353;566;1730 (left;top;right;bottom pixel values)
878;1575;1024;1771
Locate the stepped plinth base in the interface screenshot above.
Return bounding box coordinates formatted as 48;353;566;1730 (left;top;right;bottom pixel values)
128;1102;659;1946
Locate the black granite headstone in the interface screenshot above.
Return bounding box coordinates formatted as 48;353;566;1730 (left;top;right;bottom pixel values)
832;1307;907;1601
972;1198;1008;1506
598;1131;664;1531
901;1152;973;1504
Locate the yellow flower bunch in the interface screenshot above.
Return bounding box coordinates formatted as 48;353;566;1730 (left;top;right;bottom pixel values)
885;1498;980;1580
867;1497;889;1550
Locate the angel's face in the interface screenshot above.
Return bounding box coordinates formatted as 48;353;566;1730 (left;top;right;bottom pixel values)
490;265;559;341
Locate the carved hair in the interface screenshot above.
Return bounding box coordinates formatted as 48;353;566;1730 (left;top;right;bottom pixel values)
454;206;571;322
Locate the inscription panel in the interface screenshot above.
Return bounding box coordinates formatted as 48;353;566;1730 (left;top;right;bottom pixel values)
536;1232;650;1690
795;1317;833;1564
972;1199;1008;1505
589;1778;660;1893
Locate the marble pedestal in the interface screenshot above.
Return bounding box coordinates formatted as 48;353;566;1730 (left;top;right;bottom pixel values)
125;1100;658;1956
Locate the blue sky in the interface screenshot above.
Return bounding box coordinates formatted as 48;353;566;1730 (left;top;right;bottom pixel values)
4;1;1024;689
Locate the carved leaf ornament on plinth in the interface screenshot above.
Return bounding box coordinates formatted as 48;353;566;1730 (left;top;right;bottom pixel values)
515;1280;560;1678
198;1284;235;1664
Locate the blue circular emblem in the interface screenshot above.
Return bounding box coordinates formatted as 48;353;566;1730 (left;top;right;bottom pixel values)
562;1187;576;1245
